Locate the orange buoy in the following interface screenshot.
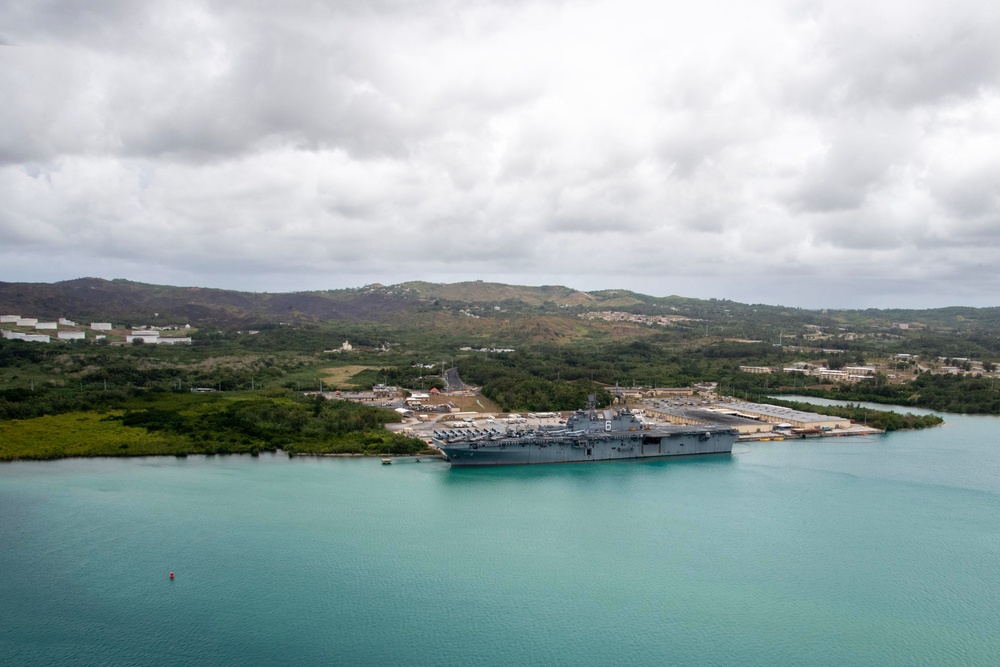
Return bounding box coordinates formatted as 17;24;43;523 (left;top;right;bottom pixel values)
169;571;174;580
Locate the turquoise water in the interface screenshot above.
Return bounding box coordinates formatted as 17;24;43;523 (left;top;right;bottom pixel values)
2;413;999;666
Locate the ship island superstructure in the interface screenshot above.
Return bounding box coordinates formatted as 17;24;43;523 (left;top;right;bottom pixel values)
431;401;737;466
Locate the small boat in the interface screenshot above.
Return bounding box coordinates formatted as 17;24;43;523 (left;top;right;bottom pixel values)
381;456;392;465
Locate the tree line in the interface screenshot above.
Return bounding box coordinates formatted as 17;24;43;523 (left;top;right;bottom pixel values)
789;372;1000;415
0;390;428;461
761;397;943;431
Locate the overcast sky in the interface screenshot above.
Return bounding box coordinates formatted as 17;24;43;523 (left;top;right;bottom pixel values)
2;0;999;309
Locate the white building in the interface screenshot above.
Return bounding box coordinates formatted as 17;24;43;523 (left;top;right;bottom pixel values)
153;337;191;345
2;331;50;343
35;322;58;330
405;392;431;406
16;318;38;327
739;366;774;374
126;334;191;345
58;318;77;326
58;331;87;341
0;315;19;323
90;323;113;331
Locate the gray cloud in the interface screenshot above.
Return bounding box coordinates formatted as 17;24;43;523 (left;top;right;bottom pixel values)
787;112;916;213
2;0;1000;308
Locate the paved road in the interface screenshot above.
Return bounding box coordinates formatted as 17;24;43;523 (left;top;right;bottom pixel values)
443;367;465;392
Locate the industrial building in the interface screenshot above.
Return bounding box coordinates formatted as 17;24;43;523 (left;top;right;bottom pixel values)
125;333;191;344
714;402;851;430
738;366;774;374
645;405;775;435
2;331;51;343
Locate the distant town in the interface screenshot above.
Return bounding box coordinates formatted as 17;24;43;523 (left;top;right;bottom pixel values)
579;310;695;326
0;313;192;345
737;352;995;382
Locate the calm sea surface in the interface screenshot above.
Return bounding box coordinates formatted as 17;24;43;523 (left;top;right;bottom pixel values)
2;404;999;666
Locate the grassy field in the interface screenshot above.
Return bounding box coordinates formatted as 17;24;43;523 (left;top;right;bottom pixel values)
320;365;380;388
0;411;189;460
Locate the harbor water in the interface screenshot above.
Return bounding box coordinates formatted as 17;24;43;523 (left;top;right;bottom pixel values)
2;407;999;666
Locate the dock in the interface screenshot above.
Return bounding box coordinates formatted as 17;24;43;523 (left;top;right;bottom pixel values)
381;454;447;464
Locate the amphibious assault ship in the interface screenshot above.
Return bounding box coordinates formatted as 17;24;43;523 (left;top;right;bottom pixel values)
431;398;737;466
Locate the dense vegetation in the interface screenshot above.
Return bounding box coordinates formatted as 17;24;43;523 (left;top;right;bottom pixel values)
0;390;427;461
778;373;1000;415
457;352;611;411
11;278;1000;461
760;397;944;431
454;341;836;410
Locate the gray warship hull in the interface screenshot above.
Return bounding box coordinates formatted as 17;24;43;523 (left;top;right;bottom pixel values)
432;407;737;466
